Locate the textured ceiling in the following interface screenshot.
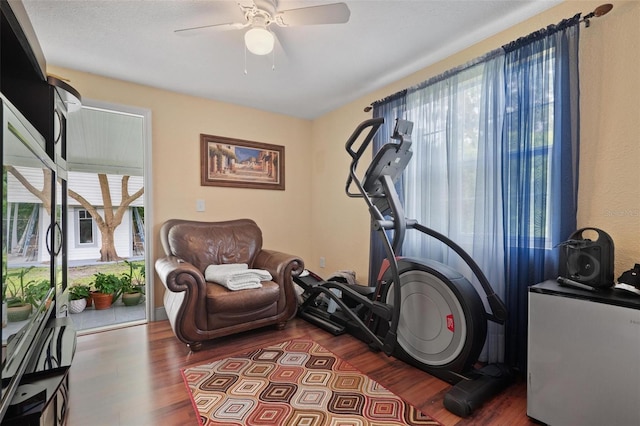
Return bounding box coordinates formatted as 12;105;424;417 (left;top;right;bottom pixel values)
22;0;562;119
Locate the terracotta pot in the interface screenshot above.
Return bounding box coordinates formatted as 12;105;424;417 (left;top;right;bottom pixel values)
122;292;142;306
92;292;113;310
7;303;32;322
69;298;87;314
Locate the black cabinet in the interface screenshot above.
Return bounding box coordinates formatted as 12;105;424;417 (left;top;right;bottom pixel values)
1;1;78;424
1;373;70;426
2;318;75;426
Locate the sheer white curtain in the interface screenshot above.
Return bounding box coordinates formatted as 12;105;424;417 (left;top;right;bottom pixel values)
402;52;506;362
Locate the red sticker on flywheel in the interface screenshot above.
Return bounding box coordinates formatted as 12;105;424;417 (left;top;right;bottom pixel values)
446;314;455;332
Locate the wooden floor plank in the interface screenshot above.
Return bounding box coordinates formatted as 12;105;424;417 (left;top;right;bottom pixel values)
67;318;535;426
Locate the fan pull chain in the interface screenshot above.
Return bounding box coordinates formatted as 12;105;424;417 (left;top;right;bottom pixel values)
244;45;248;75
242;44;277;74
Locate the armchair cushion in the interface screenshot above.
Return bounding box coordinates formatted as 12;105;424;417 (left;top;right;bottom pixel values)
206;282;280;317
164;221;261;271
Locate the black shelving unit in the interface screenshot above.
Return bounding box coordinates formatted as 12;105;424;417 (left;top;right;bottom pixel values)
1;1;79;424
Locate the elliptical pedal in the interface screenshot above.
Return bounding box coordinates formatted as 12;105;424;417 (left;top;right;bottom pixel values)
298;307;345;335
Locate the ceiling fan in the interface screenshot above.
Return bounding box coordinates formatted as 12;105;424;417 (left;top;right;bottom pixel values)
174;0;351;56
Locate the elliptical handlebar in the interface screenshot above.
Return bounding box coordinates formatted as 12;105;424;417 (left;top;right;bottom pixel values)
345;117;385;199
345;117;385;160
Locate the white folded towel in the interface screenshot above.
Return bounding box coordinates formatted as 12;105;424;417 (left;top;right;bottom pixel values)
204;263;272;291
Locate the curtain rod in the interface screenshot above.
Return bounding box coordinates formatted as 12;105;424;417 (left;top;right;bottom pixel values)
582;3;613;27
364;3;614;113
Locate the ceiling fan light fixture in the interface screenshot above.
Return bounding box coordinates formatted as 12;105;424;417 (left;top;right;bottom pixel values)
244;27;274;55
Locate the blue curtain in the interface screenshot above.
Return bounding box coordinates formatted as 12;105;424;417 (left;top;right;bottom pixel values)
370;14;581;368
502;15;581;370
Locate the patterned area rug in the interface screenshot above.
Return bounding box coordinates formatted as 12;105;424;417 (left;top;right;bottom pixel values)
182;339;441;426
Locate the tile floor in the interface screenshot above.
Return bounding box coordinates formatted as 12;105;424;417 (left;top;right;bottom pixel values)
3;298;147;342
68;299;147;332
3;299;146;350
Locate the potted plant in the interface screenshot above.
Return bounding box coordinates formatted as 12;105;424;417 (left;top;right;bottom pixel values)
120;260;145;306
91;272;123;310
25;279;52;309
5;266;35;322
68;284;91;314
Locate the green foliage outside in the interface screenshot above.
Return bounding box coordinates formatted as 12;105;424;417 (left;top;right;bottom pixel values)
3;261;145;301
68;260;144;288
68;284;90;300
92;272;124;294
2;265;50;307
121;260;145;294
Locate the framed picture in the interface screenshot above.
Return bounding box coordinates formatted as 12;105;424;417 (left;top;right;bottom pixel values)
200;134;285;190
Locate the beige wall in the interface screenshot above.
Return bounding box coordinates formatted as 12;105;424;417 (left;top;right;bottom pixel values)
578;1;640;273
50;0;639;308
310;0;640;283
47;66;314;308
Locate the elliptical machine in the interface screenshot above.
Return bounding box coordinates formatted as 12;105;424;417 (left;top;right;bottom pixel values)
297;117;512;417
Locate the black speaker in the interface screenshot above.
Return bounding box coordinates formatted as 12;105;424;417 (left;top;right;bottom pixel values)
559;228;614;289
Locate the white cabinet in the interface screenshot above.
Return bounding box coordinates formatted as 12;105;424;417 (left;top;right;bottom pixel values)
527;281;640;426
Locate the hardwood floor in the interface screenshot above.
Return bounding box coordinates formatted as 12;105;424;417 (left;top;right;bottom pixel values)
67;318;535;426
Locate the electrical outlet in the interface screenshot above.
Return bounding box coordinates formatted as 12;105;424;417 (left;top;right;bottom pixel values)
319;257;326;268
196;199;205;212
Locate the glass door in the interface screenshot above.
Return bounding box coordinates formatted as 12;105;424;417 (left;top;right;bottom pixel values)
53;170;67;316
51;86;69;317
1;95;55;419
65;102;148;332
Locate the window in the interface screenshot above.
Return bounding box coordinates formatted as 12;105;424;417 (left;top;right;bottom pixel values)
76;208;96;246
503;48;555;248
404;65;486;245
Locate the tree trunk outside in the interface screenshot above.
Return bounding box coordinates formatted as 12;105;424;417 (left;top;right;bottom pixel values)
8;168;144;263
99;226;120;262
69;174;143;262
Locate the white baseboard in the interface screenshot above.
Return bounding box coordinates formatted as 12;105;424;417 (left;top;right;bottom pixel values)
153;306;168;321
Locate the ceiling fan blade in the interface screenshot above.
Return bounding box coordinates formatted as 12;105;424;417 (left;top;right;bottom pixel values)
276;3;350;27
174;22;248;37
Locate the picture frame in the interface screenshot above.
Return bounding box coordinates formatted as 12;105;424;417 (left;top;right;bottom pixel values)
200;134;285;190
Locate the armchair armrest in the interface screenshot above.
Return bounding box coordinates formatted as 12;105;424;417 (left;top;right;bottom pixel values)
155;256;205;293
155;255;208;342
254;249;305;319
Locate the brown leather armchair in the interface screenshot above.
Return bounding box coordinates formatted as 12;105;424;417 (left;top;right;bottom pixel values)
155;219;304;351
